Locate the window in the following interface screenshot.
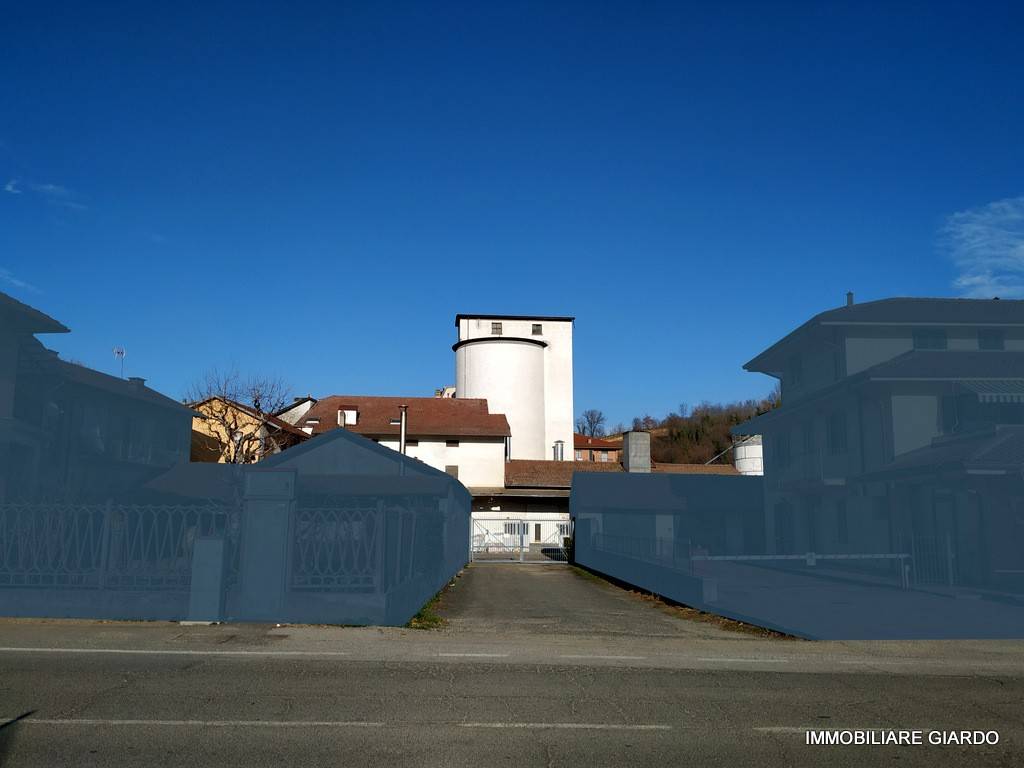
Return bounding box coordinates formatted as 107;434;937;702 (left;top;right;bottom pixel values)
445;465;459;478
827;410;848;455
979;328;1005;350
504;522;526;535
532;323;543;335
599;450;609;462
575;450;583;460
913;328;947;350
558;523;571;537
491;322;503;335
446;439;460;447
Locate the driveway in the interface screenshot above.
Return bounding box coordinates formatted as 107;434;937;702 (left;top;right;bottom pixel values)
435;562;741;640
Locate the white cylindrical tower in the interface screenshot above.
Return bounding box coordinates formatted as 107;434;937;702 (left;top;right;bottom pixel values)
455;337;547;459
734;435;764;476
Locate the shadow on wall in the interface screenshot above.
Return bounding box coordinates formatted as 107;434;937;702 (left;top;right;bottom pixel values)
572;472;1024;640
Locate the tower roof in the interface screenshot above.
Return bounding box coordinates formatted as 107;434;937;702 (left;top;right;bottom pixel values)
454;313;575;326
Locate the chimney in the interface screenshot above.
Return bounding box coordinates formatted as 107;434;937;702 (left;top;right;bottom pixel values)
399;405;408;455
622;431;651;473
127;376;146;388
553;440;565;461
846;291;854;307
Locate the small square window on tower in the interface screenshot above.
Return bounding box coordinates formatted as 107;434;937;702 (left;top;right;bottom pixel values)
532;323;542;335
491;321;503;335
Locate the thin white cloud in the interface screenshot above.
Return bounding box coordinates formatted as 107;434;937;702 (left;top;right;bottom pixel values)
945;196;1024;298
28;182;70;197
3;178;87;210
0;267;38;293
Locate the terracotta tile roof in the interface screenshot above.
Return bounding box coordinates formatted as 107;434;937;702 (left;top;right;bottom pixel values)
505;460;622;488
505;459;739;488
573;433;621;450
302;395;510;438
652;462;739;476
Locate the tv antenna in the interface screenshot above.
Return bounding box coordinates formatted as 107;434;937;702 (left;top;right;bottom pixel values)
112;346;127;378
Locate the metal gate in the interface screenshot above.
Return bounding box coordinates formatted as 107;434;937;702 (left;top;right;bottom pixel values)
471;517;572;563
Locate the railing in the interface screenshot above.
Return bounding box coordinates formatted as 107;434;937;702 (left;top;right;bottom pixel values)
2;497;449;604
592;531;690;570
289;499;433;593
592;530;913;588
0;503;235;591
290;504;381;592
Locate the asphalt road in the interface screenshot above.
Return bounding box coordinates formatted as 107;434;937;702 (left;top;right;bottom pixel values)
1;564;1022;767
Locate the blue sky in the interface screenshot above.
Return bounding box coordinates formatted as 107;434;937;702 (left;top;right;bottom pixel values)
2;1;1024;427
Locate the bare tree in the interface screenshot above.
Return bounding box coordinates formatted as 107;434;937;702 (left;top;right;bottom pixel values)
185;367;292;464
575;409;607;437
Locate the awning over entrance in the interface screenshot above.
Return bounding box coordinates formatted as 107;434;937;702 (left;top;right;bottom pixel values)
960;379;1024;403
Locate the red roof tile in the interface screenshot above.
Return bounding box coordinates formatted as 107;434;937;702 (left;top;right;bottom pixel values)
652;463;739;476
505;460;623;488
573;433;621;450
302;395;510;439
505;460;739;488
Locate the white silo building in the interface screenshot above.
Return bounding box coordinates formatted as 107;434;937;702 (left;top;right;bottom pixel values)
454;314;574;461
733;434;764;476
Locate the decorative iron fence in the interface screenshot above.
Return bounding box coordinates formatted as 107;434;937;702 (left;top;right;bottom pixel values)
0;503;236;591
290;504;382;592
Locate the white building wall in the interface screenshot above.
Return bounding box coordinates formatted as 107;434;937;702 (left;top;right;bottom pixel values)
375;437;505;488
455;316;574;461
276;399;315;425
540;320;575;460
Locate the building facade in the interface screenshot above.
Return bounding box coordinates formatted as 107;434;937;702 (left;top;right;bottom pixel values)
574;433;622;463
733;296;1024;593
453;314;574;461
280;394;510;490
0;291;193;503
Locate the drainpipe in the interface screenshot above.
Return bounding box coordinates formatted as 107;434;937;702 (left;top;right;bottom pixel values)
399;405;408;455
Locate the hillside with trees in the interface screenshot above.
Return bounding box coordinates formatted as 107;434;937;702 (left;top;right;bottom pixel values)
578;385;780;466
